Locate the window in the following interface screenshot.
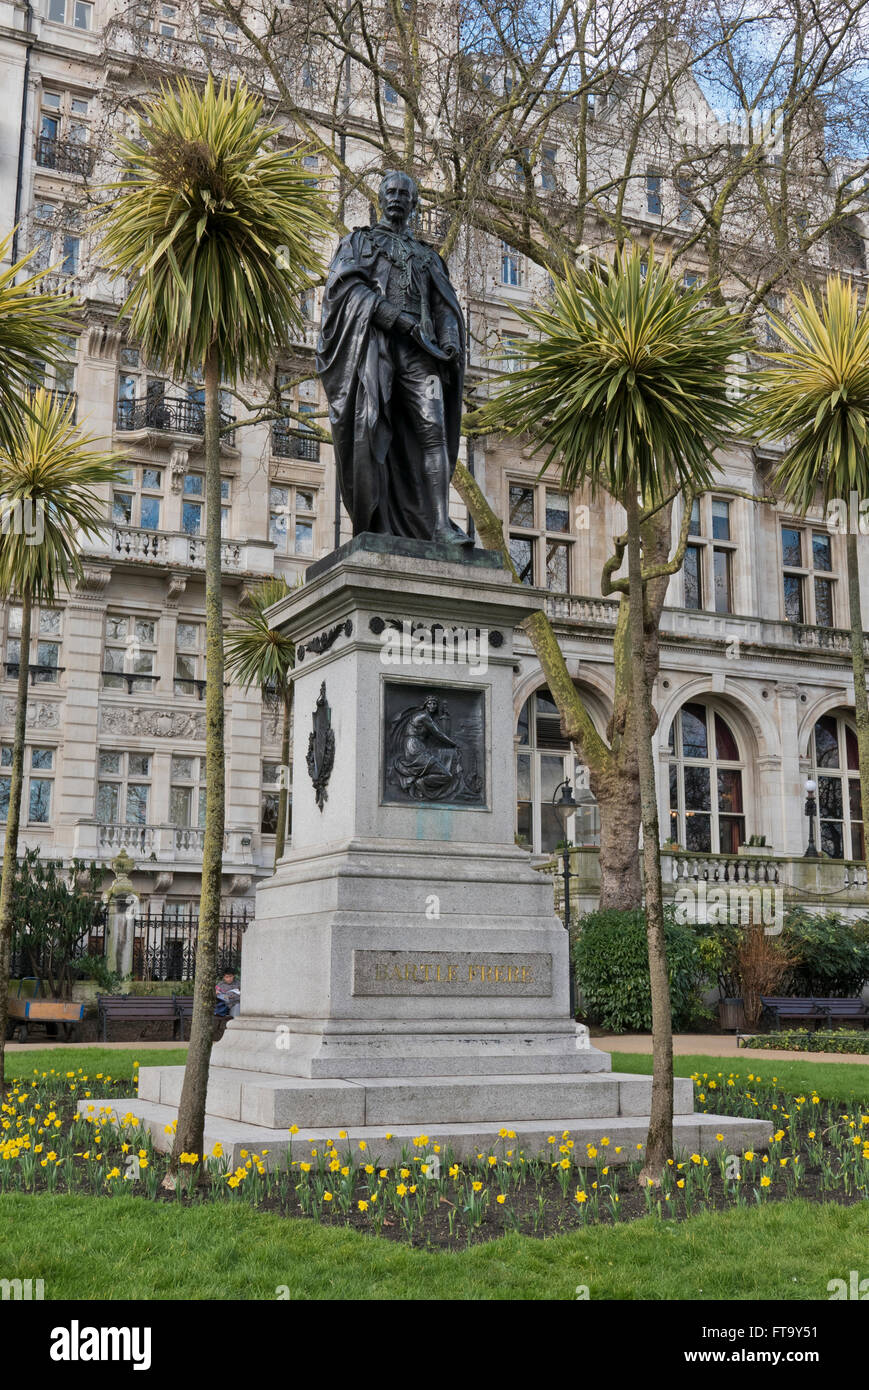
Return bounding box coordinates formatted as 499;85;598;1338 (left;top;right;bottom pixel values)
269;485;317;557
0;745;56;824
30;202;84;279
500;334;527;373
781;523;837;626
541;145;557;191
677;175;692;223
96;750;152;827
645;170;662;216
811;714;863;860
261;761;291;837
170;755;206;828
182;472;231;537
384;57;399;104
4;605;63;683
682;496;736;614
46;0;92;27
515;688;598;854
175;621;206;697
667;702;745;853
500;242;522;287
37;90;91;175
102;614;159;693
112;464;163;530
683;271;701;288
507;481;575;592
198;10;238;51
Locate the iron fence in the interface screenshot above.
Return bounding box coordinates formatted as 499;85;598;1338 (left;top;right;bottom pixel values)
131;907;251;981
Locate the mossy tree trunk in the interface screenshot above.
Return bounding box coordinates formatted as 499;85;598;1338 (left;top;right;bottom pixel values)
847;529;869;866
625;491;673;1180
172;346;226;1162
0;590;32;1091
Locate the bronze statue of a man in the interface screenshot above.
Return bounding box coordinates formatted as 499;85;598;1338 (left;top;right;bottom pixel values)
316;171;471;547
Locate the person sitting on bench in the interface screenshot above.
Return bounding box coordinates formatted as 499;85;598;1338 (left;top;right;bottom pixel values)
215;971;240;1019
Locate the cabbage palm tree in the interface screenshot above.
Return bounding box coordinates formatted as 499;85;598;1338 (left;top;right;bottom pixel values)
98;74;331;1161
478;246;749;1179
755;277;869;864
225;577;296;866
0;232;75;453
0;390;121;1089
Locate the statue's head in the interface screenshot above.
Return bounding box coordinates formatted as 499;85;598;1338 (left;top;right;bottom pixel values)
378;170;418;226
424;695;439;713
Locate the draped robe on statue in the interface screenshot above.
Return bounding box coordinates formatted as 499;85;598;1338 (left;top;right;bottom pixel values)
316;226;466;540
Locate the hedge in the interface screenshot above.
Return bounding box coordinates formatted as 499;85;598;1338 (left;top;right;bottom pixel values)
573;908;707;1032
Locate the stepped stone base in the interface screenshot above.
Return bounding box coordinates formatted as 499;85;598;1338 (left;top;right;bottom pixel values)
93;1065;771;1168
87;1091;770;1170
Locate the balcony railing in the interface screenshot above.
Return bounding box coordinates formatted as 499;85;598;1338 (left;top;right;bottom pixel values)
3;662;64;685
112;527;169;564
271;425;321;461
35;135;93;177
116;395;236;446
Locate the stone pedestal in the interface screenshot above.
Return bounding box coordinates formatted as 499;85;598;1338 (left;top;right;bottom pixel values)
118;538;770;1163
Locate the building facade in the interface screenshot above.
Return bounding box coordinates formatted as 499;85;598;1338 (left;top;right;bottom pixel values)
2;0;869;919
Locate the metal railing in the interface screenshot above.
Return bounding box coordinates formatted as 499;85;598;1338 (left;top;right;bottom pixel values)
35;135;93;177
271;425;321;460
131;906;250;981
116;395;236;445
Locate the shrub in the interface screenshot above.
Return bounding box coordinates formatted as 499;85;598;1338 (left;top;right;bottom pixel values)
572;907;709;1032
741;1029;869;1055
780;910;869;997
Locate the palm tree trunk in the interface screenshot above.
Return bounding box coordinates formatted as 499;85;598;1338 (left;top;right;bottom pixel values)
274;683;293;867
847;530;869;864
624;492;674;1181
172;347;226;1162
0;591;32;1090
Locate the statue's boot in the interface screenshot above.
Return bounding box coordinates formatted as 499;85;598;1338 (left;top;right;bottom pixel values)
422;445;474;547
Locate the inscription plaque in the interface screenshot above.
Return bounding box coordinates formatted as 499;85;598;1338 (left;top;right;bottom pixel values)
352;949;552;997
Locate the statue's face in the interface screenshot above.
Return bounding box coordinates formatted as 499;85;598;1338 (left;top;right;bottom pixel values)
424;696;439;713
379;175;416;227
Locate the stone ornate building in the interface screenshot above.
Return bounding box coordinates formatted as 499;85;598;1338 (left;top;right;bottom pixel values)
2;0;869;919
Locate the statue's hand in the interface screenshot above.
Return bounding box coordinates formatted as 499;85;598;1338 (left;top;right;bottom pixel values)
395;312;417;335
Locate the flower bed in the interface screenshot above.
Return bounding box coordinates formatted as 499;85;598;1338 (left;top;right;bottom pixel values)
741;1030;869;1055
2;1065;868;1247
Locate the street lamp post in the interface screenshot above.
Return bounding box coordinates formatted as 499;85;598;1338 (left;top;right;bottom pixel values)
803;778;820;858
552;780;578;1020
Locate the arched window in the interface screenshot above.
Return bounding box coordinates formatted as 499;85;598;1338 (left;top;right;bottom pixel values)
515;687;600;854
667;701;745;853
811;714;864;860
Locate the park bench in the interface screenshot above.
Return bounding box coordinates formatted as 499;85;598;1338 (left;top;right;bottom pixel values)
97;994;183;1042
760;996;869;1031
173;995;194;1040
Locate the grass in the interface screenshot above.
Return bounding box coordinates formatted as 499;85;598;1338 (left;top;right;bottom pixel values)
1;1192;866;1300
610;1052;869;1108
3;1048;187;1082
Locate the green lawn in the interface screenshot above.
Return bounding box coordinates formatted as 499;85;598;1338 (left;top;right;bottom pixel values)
1;1193;865;1300
4;1047;188;1082
610;1052;869;1107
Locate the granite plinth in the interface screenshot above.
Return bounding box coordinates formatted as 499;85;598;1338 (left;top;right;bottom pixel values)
305;530;504;582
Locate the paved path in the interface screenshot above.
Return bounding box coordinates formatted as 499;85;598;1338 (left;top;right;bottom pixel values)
599;1033;869;1065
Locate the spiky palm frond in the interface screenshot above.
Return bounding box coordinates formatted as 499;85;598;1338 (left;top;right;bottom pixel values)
0;390;122;602
224;576;296;693
754;276;869;510
478;245;751;504
0;234;78;455
98;75;333;381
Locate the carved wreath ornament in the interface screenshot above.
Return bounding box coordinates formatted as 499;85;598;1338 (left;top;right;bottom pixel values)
306;681;335;811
